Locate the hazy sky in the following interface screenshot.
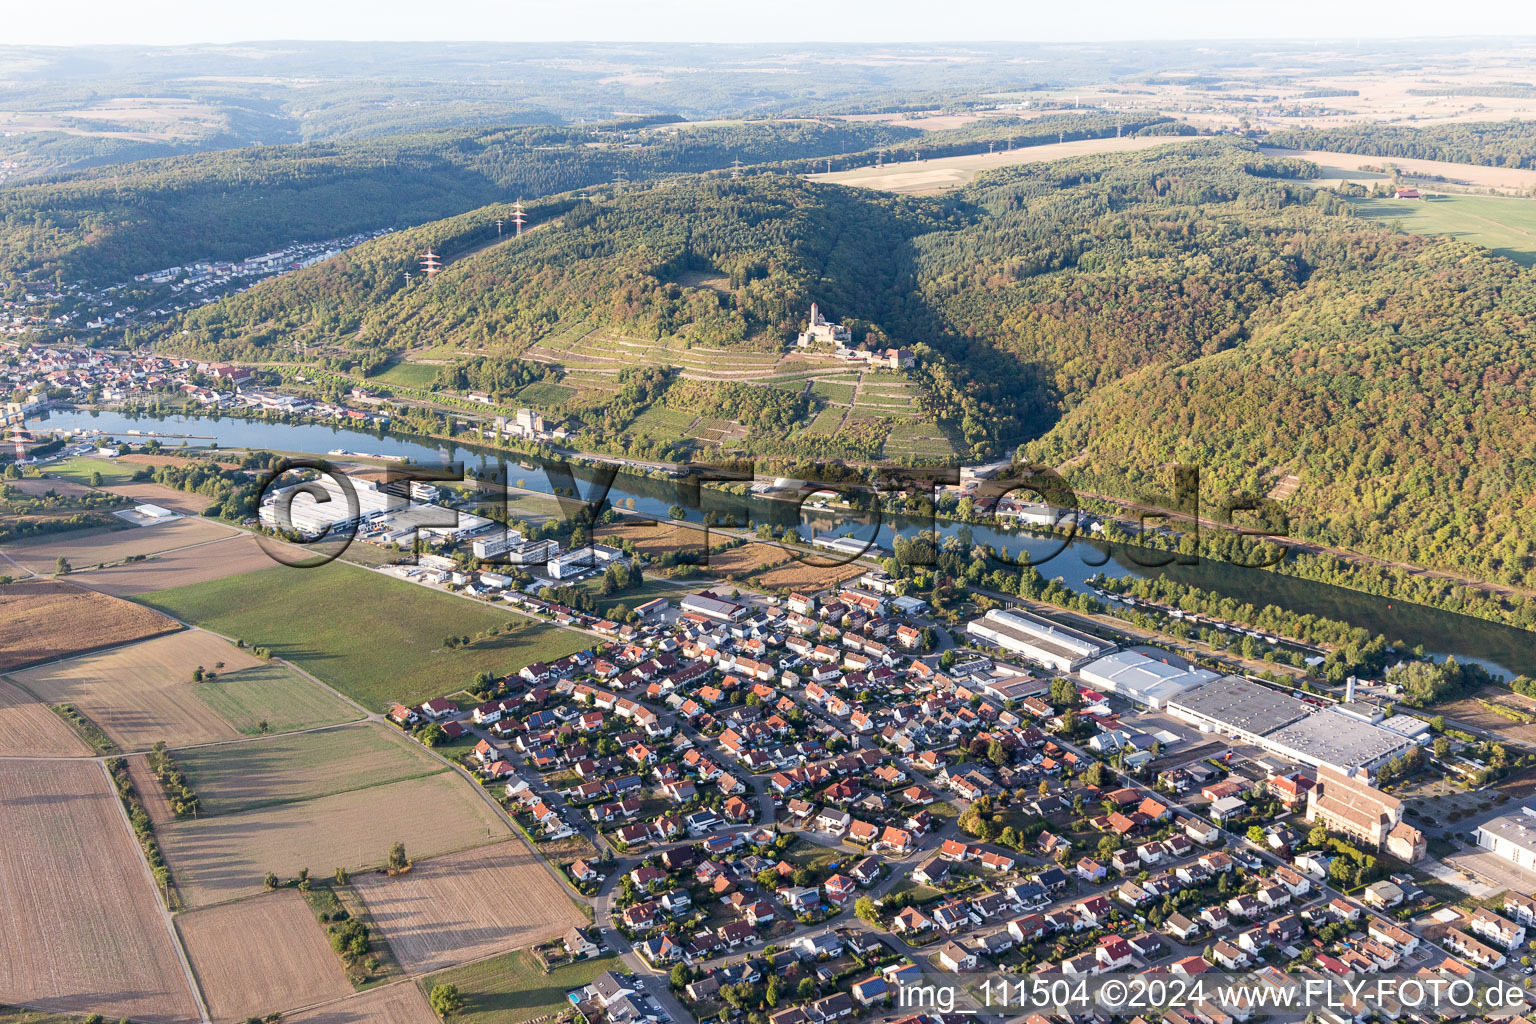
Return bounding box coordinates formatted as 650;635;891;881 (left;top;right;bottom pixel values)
10;0;1536;46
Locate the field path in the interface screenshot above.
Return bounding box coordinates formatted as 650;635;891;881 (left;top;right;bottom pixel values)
95;758;213;1023
128;751;177;824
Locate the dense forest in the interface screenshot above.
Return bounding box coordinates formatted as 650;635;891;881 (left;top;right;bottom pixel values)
0;118;927;287
1265;120;1536;170
166;135;1536;597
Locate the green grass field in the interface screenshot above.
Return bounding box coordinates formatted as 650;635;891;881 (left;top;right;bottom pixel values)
191;660;362;735
44;456;142;486
177;722;445;815
574;577;683;616
368;360;444;389
419;950;620;1024
515;380;576;407
138;562;595;708
1351;194;1536;267
810;380;856;403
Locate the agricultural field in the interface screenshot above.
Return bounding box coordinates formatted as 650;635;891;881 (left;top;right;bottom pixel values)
139;561;595;709
368;360;445;389
419;949;620;1024
191;660;361;735
6;475;93;497
103;479;216;514
3;515;237;574
0;578;180;671
594;519;711;558
808;134;1191;193
70;533;302;596
280;984;439;1024
0;760;199;1023
355;841;585;974
753;555;869;591
158;772;510;906
0;676;89;757
176;890;354;1024
1349;193;1536;267
42;456;143;486
9;628;263;751
884;421;961;461
178;723;445;815
704;541;792;575
1262;146;1536;194
513;379;576;407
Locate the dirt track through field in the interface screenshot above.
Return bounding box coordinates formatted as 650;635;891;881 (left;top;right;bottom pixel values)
0;759;199;1023
127;751;177;824
177;889;353;1023
355;840;584;974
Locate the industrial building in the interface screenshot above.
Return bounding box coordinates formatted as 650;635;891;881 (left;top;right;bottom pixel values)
1306;767;1424;862
1263;708;1416;775
546;543;627;580
1476;810;1536;875
680;592;749;622
259;473;393;536
1166;675;1417;777
964;608;1114;673
1078;649;1219;710
473;529;559;565
1164;675;1311;744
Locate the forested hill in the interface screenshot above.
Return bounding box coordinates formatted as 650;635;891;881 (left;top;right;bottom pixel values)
167;135;1536;592
0;118;921;287
1265;121;1536;172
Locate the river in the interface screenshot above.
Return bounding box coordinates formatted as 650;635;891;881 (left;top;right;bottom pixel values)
33;406;1535;679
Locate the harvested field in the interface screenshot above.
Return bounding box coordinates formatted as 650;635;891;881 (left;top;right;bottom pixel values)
594;519;712;558
9;628;263;750
704;541;792;575
809;135;1195;193
281;984;439;1024
356;840;584;974
0;578;180;671
180;722;446;815
0;676;90;756
4;515;236;573
0;760;199;1023
753;556;868;591
176;890;353;1023
159;772;510;907
102;480;217;515
126;751;177;824
6;475;92;497
71;533;290;596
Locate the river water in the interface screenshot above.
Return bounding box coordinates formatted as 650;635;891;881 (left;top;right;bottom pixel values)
34;406;1534;679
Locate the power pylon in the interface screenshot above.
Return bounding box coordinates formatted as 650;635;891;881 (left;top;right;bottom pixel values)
512;200;527;236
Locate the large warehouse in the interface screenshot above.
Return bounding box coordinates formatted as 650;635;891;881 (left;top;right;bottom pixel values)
1263;708;1416;775
965;608;1114;672
1078;649;1219;710
1166;675;1415;776
1165;675;1311;743
1476;810;1536;876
